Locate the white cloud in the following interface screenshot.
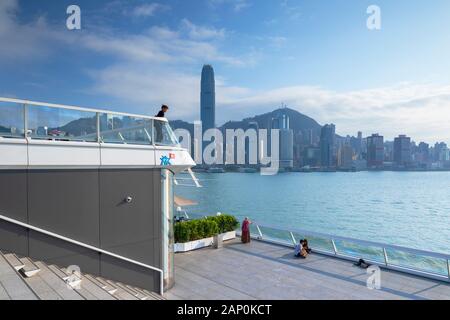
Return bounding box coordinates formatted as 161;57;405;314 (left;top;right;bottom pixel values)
0;0;57;62
217;83;450;143
1;1;449;144
182;19;226;40
281;0;302;21
208;0;251;12
129;3;169;17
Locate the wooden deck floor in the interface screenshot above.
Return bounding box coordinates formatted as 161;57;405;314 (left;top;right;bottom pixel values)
166;239;450;300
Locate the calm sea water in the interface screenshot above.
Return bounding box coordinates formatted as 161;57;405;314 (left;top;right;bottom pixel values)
175;171;450;255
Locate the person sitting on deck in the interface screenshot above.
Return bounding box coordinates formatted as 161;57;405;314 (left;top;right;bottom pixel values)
302;239;312;254
294;240;308;259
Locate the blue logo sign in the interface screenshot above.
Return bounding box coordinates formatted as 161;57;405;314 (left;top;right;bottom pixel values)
160;155;172;166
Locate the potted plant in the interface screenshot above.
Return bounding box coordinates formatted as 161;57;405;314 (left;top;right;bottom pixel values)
174;214;239;253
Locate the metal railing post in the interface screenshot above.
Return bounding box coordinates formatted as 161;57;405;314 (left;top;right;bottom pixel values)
23;104;28;138
96;112;101;142
289;232;296;245
255;224;263;239
447;259;450;280
383;248;389;266
331;239;338;255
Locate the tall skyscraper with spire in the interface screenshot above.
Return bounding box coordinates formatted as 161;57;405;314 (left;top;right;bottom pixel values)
200;65;216;132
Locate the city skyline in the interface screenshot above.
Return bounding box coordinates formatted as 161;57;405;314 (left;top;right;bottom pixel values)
1;0;450;144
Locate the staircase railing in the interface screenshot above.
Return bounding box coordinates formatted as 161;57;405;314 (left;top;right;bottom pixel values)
0;214;165;295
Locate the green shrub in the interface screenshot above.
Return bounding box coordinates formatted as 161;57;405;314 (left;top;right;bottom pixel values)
207;214;239;233
174;214;238;243
174;221;190;243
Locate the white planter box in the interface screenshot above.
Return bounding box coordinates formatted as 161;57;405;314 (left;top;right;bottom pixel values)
175;231;236;253
222;231;236;241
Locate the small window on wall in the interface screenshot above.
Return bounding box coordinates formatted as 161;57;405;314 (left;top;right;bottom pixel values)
100;114;152;145
0;102;25;138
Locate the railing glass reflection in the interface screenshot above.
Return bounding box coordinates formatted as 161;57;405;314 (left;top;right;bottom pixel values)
100;114;152;145
0;100;180;147
27;105;97;142
0;102;24;138
248;221;450;281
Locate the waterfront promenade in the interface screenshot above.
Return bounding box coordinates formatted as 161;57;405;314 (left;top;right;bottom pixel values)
167;239;450;300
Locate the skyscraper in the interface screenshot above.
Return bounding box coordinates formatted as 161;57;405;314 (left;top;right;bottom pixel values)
367;134;384;168
394;135;412;167
320;124;336;168
272;111;294;169
200;65;216;132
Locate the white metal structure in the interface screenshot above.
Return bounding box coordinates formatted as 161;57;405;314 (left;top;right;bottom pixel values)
0;97;196;173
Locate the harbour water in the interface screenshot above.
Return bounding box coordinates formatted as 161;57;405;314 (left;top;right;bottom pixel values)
175;171;450;255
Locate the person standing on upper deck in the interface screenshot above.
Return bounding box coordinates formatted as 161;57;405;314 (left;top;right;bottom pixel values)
155;104;169;118
155;105;169;143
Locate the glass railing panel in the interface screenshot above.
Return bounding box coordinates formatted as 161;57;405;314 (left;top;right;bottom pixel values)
257;225;293;245
385;249;448;276
100;114;152;145
27;106;97;142
291;232;335;253
0;102;25;138
334;240;385;263
154;120;180;146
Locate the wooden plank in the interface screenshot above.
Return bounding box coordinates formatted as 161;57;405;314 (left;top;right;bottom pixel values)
18;257;40;278
53;266;116;300
105;279;138;300
33;261;84;300
3;253;25;271
0;283;10;300
0;254;37;300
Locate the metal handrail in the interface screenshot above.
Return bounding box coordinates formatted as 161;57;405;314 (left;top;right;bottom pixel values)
0;97;182;147
0;97;168;122
248;221;450;281
0;214;165;295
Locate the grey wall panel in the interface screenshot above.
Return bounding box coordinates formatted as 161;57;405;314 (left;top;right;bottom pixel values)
0;220;28;256
153;169;162;267
100;254;158;292
0;170;28;222
29;230;100;275
28;170;100;246
99;169;159;266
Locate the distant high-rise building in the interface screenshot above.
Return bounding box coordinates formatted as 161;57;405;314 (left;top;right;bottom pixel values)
394;135;412;167
338;144;353;170
200;65;216;132
416;142;430;167
320;124;336;168
434;142;448;162
272;112;293;168
367;134;384;168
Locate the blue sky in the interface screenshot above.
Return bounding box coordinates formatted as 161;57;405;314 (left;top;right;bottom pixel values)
1;0;450;143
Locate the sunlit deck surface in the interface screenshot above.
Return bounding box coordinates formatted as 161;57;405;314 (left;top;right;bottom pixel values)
166;239;450;300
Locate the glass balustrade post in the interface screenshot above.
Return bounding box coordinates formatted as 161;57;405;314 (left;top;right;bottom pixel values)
447;259;450;280
256;225;263;239
383;248;389;266
331;239;338;255
96;113;100;142
151;119;155;146
23;104;28;138
289;232;296;245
